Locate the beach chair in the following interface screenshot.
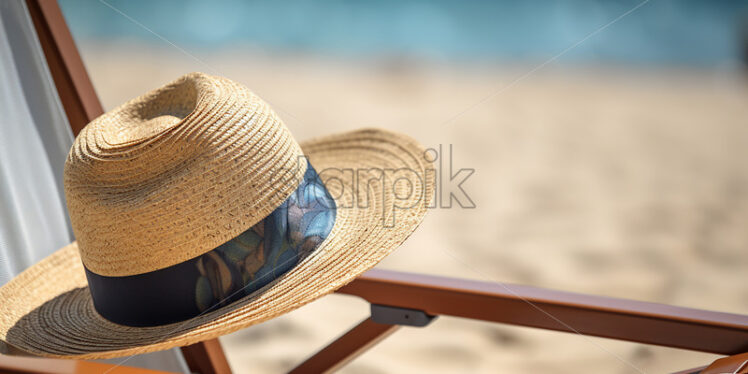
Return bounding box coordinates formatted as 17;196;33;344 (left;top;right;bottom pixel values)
1;1;746;373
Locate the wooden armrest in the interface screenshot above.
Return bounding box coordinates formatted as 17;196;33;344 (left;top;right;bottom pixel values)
337;269;748;355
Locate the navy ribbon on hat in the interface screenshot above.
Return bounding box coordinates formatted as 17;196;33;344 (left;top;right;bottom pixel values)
84;161;336;327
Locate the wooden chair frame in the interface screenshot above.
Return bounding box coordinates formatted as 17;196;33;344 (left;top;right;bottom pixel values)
1;1;745;373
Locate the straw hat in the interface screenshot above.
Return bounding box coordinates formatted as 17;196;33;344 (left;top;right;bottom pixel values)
0;72;434;358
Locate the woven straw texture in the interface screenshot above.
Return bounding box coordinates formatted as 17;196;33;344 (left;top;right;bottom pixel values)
0;73;434;358
65;72;306;276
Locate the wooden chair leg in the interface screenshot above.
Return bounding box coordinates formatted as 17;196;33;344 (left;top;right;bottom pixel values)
289;317;400;374
698;352;748;374
180;339;232;374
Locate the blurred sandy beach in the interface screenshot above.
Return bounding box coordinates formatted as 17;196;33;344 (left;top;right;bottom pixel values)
80;44;748;373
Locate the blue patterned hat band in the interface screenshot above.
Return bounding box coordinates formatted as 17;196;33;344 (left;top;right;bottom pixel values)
84;160;337;327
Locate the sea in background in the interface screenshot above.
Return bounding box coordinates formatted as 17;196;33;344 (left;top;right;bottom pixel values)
56;1;748;374
60;0;748;66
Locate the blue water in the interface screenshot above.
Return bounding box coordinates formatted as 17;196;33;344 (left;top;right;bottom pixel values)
59;0;748;66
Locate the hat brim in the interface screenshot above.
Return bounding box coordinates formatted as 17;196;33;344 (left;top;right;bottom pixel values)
0;128;434;359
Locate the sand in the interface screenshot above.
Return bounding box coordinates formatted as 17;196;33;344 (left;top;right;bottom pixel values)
79;43;748;373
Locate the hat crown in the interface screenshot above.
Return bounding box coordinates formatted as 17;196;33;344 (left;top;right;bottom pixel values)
64;73;305;276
